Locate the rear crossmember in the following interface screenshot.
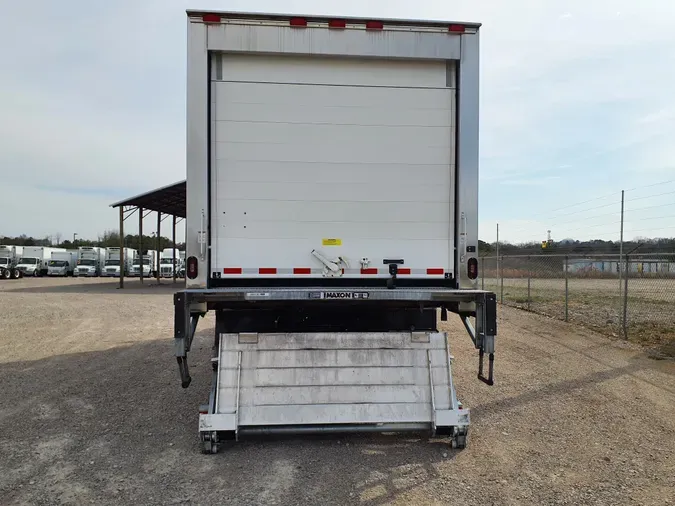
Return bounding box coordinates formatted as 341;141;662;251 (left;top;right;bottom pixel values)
173;287;496;451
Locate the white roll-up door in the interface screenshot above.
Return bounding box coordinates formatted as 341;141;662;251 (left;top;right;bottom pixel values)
210;53;455;279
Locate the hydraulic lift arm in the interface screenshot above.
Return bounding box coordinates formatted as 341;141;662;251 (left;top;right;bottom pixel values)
460;292;497;386
174;292;201;388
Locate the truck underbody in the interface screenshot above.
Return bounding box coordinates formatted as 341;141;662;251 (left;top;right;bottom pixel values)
0;266;22;280
174;286;496;453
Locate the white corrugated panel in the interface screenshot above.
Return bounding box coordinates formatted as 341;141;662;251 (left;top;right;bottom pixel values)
211;54;455;277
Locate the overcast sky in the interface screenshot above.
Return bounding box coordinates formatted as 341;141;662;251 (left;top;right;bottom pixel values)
1;0;674;244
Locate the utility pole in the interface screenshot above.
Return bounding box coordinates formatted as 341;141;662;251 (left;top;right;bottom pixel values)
496;223;499;258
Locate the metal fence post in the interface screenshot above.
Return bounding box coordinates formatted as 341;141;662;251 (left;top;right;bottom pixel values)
527;256;531;311
481;256;485;290
499;255;504;304
623;254;629;339
564;255;569;322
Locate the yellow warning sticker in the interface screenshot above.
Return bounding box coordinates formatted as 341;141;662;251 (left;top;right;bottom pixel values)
322;238;342;246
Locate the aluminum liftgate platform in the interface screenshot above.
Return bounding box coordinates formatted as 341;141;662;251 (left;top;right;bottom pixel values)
174;288;497;454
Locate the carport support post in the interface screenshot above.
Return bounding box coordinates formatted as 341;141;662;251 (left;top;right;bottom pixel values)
172;215;177;283
118;206;124;289
139;207;144;284
156;212;161;284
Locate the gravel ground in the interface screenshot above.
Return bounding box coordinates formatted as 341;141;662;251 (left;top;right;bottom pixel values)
0;277;673;505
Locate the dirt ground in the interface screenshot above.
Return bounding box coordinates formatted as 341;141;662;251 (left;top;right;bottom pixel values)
1;277;673;506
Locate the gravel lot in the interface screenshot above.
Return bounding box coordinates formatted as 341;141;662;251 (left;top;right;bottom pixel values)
1;277;673;505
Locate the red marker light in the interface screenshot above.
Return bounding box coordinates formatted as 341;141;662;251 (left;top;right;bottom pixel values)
329;19;347;28
467;258;478;280
202;14;221;23
289;17;308;27
366;20;384;30
186;257;198;279
449;24;466;33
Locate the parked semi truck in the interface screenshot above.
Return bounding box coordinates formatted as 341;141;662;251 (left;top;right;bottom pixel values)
102;247;136;277
75;247;106;277
159;248;185;278
47;251;78;277
0;245;23;269
16;247;66;276
0;246;24;279
175;10;496;454
131;249;158;277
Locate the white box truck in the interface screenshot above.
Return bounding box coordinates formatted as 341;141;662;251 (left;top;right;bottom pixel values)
0;245;23;269
47;251;78;277
0;245;24;279
175;10;496;454
102;247;136;277
75;247;106;277
159;248;185;278
131;249;158;277
16;246;66;276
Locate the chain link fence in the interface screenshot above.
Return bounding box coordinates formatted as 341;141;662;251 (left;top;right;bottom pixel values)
480;253;675;355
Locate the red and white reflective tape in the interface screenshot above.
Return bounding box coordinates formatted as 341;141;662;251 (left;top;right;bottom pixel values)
222;267;446;276
195;13;469;34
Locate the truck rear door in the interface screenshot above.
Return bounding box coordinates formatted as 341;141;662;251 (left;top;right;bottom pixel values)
210;53;456;282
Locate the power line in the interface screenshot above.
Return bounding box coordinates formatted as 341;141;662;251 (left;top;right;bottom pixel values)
544;191;618;214
549;188;675;220
625;178;675;193
505;187;675;236
626;201;675;213
545;205;675;230
536;177;675;215
625;188;675;203
508;213;675;243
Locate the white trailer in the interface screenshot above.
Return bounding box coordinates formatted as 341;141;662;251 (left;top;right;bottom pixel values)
0;245;23;269
102;247;136;277
75;247;106;277
159;248;185;278
47;251;78;277
175;10;496;454
16;246;66;276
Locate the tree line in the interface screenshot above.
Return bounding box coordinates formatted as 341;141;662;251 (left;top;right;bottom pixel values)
1;230;185;253
479;237;675;256
4;232;673;257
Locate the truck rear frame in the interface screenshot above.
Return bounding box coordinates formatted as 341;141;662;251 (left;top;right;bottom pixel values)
176;10;496;453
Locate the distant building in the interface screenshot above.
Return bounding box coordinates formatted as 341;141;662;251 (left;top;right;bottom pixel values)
565;258;673;275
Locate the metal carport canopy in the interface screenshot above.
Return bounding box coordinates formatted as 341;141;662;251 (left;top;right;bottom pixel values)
110;180;186;288
110;180;186;218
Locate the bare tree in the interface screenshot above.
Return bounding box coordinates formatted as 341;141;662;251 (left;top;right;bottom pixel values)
55;232;62;246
